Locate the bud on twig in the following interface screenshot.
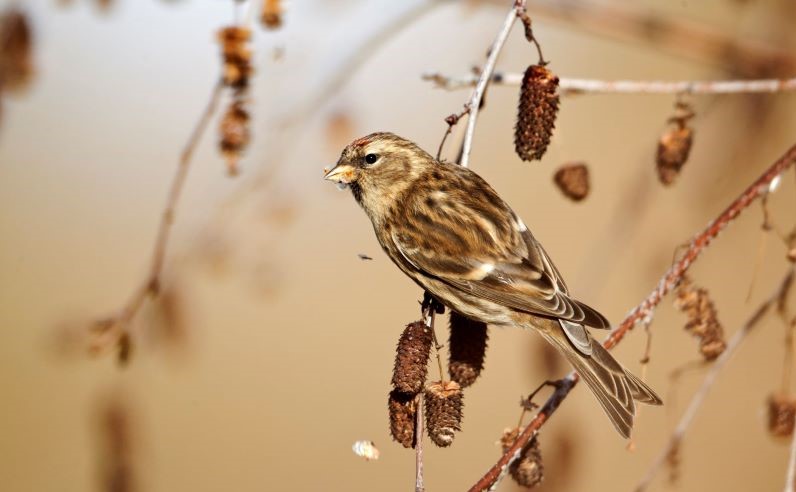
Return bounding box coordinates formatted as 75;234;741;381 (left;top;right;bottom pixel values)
553;162;590;202
501;427;544;488
656;102;695;186
515;65;559;162
391;321;433;394
388;390;416;449
425;380;463;447
448;312;488;388
767;393;796;438
674;276;726;361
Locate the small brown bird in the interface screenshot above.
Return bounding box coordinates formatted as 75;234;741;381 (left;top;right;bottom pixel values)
324;132;661;437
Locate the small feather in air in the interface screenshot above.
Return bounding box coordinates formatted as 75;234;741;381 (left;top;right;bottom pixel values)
352;440;380;461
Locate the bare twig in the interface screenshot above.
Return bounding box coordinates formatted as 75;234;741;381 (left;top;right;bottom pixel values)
415;392;425;492
459;0;526;168
424;72;796;95
634;268;795;492
467;144;796;492
787;418;796;492
90;82;224;356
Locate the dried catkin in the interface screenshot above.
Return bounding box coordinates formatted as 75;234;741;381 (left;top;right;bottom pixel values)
388;390;416;448
218;26;253;89
425;380;463;447
501;428;544;488
553;163;590;202
448;312;488;388
656;102;695;186
261;0;283;29
391;321;433;394
515;65;559;162
219;98;250;176
767;393;796;438
0;8;34;92
674;276;726;361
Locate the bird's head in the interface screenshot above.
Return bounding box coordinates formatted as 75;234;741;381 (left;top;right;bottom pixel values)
324;132;434;211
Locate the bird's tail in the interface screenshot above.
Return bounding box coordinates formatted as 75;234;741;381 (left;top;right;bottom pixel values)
536;321;662;438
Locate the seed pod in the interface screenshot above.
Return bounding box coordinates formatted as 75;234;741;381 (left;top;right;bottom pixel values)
425;380;463;447
218;26;253;89
0;8;34;93
656;102;695;186
674;276;726;361
515;65;559;162
448;312;488;388
391;321;433;394
501;428;544;488
767;393;796;438
219;98;250;176
553;163;590;202
261;0;283;29
388;390;416;448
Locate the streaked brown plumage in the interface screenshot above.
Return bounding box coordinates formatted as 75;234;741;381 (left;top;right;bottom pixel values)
324;132;661;437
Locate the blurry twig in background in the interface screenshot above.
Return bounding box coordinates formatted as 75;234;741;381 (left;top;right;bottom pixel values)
425;72;796;95
634;268;794;492
96;392;137;492
467;144;796;491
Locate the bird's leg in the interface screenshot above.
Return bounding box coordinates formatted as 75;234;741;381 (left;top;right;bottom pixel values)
421;291;447;381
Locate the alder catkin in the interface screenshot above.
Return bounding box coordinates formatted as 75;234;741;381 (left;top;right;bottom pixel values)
218;26;253;89
501;428;544;488
388;390;416;448
674;276;726;361
515;65;559;162
448;312;488;388
0;8;34;92
219;98;250;176
261;0;283;29
553;162;590;202
656;102;695;186
391;321;433;394
425;380;463;447
767;393;796;438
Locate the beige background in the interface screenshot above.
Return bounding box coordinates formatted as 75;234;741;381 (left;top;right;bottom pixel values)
1;1;796;491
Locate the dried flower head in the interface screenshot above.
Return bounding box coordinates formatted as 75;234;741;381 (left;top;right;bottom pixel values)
218;26;253;89
448;311;488;388
767;393;796;438
425;380;463;447
515;64;559;162
501;428;544;488
388;390;416;449
219;98;250;176
391;321;433;394
0;8;34;93
674;276;726;361
553;162;590;202
656;102;695;186
261;0;283;29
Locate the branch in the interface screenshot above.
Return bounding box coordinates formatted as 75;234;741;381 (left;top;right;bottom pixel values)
467;144;796;491
459;0;525;168
787;417;796;492
424;72;796;95
90;81;224;357
634;268;795;492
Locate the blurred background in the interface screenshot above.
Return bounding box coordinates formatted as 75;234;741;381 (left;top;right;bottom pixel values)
1;0;796;491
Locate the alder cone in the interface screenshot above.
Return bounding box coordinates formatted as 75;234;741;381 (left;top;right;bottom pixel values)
388;390;416;448
514;64;559;162
768;393;796;438
656;126;693;186
501;428;544;488
391;321;433;394
425;380;463;447
448;311;488;388
553;163;590;202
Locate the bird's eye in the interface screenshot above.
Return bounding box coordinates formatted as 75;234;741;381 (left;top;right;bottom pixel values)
364;153;379;165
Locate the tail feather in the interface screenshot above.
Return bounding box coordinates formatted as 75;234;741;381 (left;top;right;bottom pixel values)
538;324;662;438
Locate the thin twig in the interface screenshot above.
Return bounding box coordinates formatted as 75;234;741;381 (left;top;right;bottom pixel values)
634;268;794;492
459;0;525;168
424;72;796;95
788;404;796;492
467;144;796;492
415;392;425;492
90;81;225;355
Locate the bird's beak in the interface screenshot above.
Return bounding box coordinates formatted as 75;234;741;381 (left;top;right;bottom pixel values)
323;163;359;184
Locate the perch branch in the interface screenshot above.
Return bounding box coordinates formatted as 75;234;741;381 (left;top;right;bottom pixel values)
634;268;794;492
459;0;526;168
424;72;796;95
467;143;796;491
90;81;224;354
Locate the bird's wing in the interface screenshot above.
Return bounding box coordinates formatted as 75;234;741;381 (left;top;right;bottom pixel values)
391;180;610;329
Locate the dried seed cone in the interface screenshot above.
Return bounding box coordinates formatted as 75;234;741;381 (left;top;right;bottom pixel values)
515;65;559;162
448;312;488;388
219;99;250;176
391;321;433;394
218;26;253;89
261;0;283;29
0;9;34;92
501;428;544;488
767;393;796;438
553;163;590;202
674;277;726;361
656;126;693;186
388;390;416;448
424;380;463;447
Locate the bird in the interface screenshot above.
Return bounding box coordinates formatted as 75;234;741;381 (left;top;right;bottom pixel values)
324;132;661;438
